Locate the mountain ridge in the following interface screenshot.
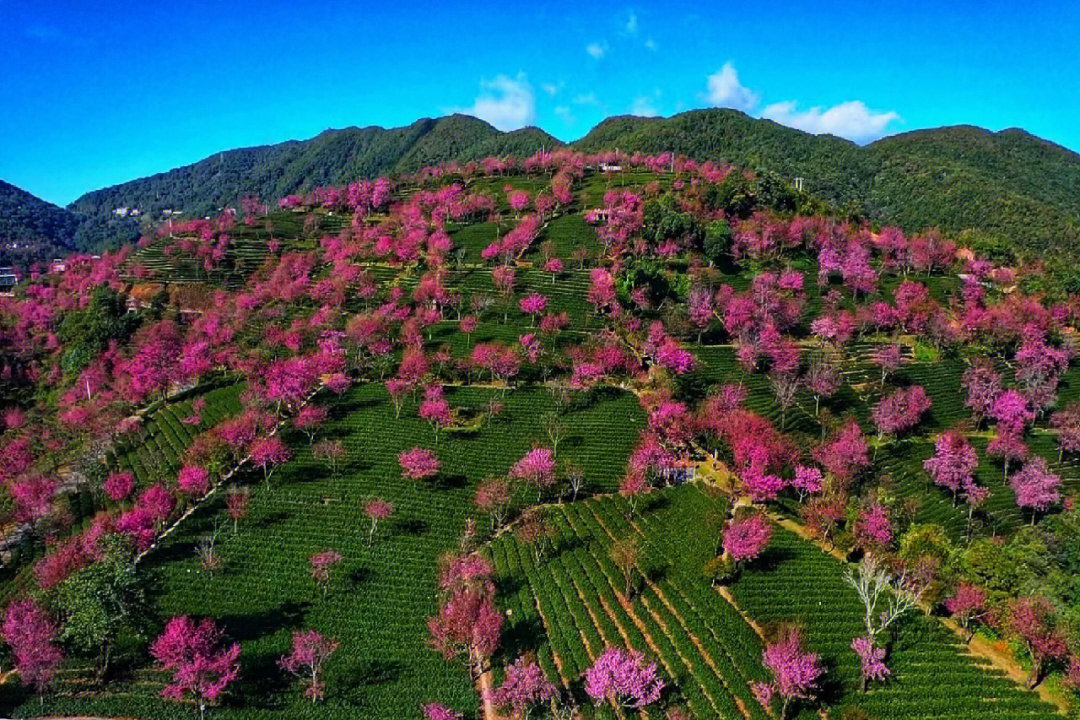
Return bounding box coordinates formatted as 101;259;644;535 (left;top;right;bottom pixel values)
4;109;1079;262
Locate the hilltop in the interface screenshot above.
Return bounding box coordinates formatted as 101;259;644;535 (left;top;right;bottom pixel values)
0;180;79;265
4;110;1070;262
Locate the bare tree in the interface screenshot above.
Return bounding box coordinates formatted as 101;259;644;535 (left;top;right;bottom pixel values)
543;412;568;458
843;556;924;644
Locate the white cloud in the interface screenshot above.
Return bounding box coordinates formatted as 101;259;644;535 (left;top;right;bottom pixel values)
554;106;576;124
761;100;900;142
586;41;608;59
644;37;657;51
631;96;660;117
625;12;638;35
458;73;536;131
572;92;601;106
541;82;562;97
703;62;759;111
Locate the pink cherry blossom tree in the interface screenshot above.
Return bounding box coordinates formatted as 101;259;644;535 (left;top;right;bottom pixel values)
754;627;824;720
150;616;241;720
1;598;64;695
309;549;343;598
583;646;665;709
944;583;987;641
249;435;292;486
278;629;339;702
923;429;978;505
363;497;394;545
1010;457;1061;523
722;512;773;566
399;447;441;481
851;635;890;692
1008;596;1067;688
487;653;557;718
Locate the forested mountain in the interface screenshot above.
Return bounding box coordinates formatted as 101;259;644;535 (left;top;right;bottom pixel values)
66;115;562;250
0;180;78;265
575;110;1080;258
6;110;1080;261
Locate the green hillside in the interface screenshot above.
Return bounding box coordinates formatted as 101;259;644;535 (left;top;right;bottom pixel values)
0;180;78;265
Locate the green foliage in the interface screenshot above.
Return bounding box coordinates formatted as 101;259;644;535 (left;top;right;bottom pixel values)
702;219;732;266
0;179;78;266
57;286;141;374
642;193;704;246
57;538;150;679
68;115;561;250
577;109;1080;255
616;256;689;306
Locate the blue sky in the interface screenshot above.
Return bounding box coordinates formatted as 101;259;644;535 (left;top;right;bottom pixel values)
1;0;1078;206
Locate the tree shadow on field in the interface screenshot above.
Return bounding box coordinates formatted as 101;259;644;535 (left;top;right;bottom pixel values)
560;434;585;452
552;535;587;557
392;517;430;538
434;472;468;490
349;565;373;589
812;657;845;707
219;599;310;643
753;545;794;573
497;573;524;596
149;538;199;565
254;509;292;529
339;658;403;698
642;493;670;514
229;650;289;709
499;616;544;660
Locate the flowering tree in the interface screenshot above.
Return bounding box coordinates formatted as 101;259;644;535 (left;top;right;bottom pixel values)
870;344;904;388
309;550;343;598
278;629;339;702
423;702;463;720
249;435;292;485
852;502;893;556
1008;596;1067;688
813;421;869;487
509;447;556;500
944;583;987;641
225;486;249;535
991;390;1034;435
418;385;453;444
178;464;211;497
722;512;772;566
583;646;665;709
987;428;1028;481
104;471;135;502
399;447;441;481
150;616;241;720
791;465;824;501
754;627;824;720
293;404;328;444
1050;404;1080;461
312;438;346;475
363;497;394;545
426;588;503;676
962;359;1002;427
923;430;978;505
851;635;890;691
487;653;557;718
1010;457;1061;523
474;477;511;531
1;598;64;694
871;385;931;448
